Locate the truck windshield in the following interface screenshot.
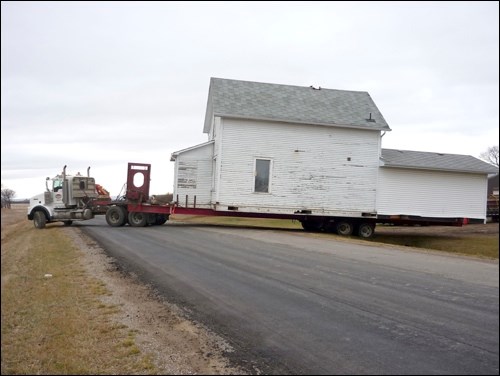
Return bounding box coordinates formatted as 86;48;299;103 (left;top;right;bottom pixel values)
53;179;63;192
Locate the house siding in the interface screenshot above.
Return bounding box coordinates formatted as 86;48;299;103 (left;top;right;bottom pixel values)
215;118;380;216
211;117;223;203
377;167;488;220
173;143;213;208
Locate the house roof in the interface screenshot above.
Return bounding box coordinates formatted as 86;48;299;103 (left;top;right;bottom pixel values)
203;77;391;133
170;140;214;161
381;148;499;174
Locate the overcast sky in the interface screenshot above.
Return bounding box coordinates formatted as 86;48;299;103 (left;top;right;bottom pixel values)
2;1;499;199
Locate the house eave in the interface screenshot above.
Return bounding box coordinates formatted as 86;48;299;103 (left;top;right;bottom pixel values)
213;113;392;132
380;164;495;175
170;140;215;161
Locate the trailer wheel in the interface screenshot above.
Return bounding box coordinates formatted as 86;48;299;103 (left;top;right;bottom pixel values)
155;214;168;226
128;211;148;227
147;214;157;226
357;223;375;239
106;206;127;227
33;211;47;229
301;220;322;232
336;221;354;236
323;220;338;234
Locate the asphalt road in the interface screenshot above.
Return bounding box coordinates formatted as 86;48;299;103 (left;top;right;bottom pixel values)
78;217;499;375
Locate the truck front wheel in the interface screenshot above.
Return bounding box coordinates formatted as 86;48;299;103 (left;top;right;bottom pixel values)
33;211;47;229
106;206;127;227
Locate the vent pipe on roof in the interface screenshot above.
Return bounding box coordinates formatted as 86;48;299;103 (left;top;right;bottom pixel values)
366;112;376;122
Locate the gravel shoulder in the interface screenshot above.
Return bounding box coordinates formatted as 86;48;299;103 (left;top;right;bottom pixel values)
64;226;247;375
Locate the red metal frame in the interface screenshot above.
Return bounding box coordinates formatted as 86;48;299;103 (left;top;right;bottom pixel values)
126;163;151;202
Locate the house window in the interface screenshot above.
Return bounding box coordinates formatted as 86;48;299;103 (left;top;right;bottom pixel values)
255;159;271;193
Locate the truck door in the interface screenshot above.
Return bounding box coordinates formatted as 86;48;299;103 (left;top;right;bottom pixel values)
52;178;64;204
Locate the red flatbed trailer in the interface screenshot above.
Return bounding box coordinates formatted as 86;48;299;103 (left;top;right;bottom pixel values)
98;163;468;239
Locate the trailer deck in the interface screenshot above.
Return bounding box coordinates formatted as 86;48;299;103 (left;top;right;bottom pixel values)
92;162;469;239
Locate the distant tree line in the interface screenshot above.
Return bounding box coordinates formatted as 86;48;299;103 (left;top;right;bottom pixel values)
1;185;16;209
480;145;499;168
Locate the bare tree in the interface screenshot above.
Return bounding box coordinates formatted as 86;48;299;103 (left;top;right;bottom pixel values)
479;146;499;168
1;185;16;209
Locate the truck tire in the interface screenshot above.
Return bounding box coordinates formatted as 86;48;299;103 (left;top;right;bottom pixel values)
357;223;375;238
33;211;47;229
155;214;168;226
106;206;127;227
147;214;158;226
336;221;354;236
301;220;322;232
128;211;148;227
323;220;338;234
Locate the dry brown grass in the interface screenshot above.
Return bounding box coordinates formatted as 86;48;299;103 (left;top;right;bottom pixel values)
1;205;157;374
368;231;498;259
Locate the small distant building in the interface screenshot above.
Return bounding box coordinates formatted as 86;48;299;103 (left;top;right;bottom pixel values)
488;174;499;197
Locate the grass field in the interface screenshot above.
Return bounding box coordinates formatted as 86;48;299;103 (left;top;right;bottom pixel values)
368;229;499;259
1;206;157;374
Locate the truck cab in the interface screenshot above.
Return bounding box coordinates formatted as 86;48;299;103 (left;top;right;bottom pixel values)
27;166;98;228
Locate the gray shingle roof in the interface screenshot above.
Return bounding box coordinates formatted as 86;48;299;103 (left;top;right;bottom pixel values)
381;149;499;174
204;77;391;133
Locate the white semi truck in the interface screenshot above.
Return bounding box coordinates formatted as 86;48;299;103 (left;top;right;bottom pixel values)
27;165;110;229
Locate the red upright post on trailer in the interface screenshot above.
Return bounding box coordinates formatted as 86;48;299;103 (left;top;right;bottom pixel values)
126;163;151;203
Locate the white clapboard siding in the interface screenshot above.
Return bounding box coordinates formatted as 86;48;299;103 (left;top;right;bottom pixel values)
173;142;213;208
215;118;381;215
377;167;488;219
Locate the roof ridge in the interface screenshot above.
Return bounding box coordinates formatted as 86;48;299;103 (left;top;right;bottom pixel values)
210;77;369;94
382;148;477;158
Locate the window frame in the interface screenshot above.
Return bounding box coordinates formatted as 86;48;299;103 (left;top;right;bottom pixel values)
253;158;273;194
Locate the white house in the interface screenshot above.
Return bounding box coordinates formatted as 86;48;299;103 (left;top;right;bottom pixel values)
171;78;497;222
